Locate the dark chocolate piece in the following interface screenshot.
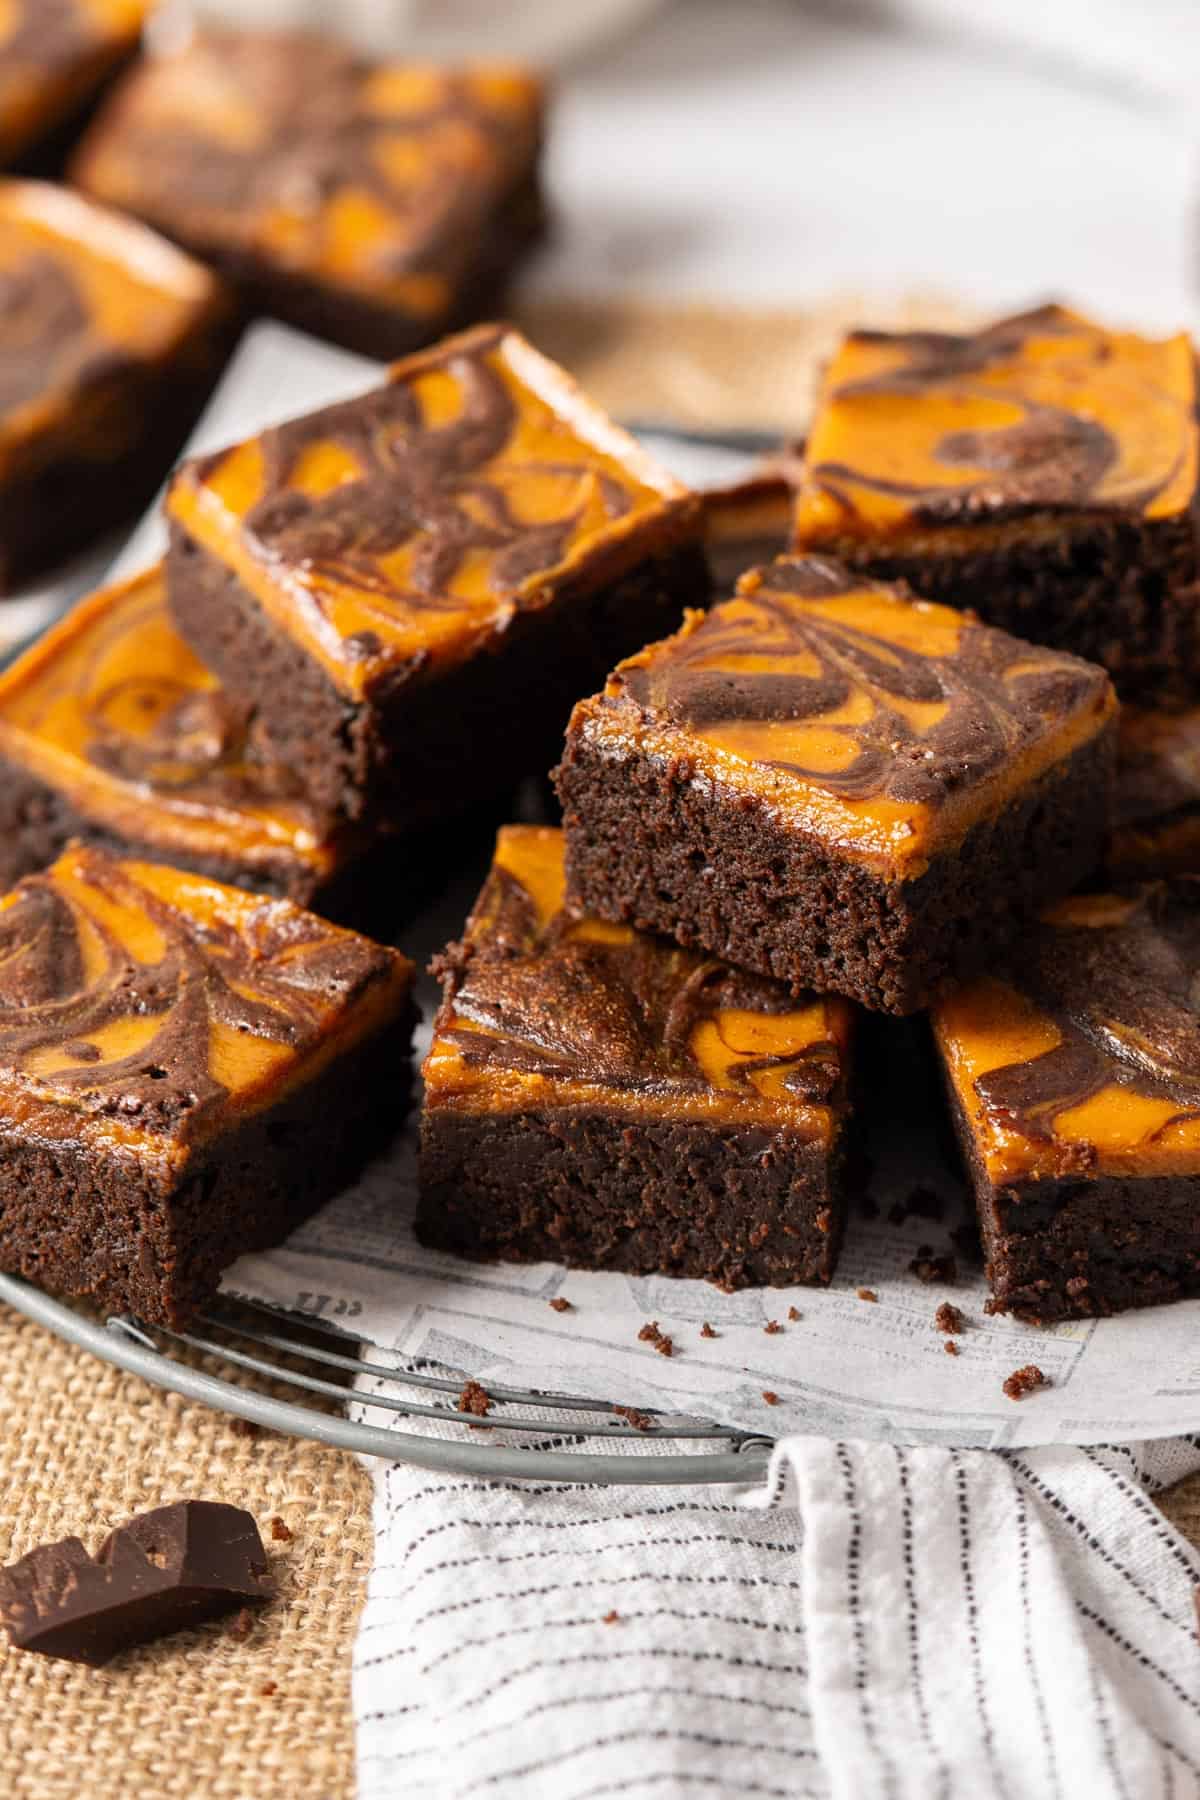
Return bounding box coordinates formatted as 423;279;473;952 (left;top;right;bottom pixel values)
0;1502;270;1665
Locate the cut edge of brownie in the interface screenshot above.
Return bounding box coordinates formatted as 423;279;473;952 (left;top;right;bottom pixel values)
816;510;1200;704
556;721;1116;1015
936;1055;1200;1322
167;522;711;822
0;1005;416;1328
417;1105;846;1289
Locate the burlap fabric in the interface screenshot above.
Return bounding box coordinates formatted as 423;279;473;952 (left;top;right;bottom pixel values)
0;295;1197;1799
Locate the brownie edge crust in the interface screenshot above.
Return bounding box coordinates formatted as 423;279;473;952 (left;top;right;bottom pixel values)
417;1107;845;1289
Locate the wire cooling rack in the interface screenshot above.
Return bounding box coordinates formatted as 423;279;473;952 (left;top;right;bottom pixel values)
0;1274;774;1487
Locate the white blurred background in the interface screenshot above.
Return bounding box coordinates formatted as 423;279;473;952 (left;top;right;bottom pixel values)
188;0;1200;330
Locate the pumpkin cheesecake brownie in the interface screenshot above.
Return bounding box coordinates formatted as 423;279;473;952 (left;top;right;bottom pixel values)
0;845;416;1326
791;305;1200;700
557;555;1117;1014
932;882;1200;1320
418;825;854;1289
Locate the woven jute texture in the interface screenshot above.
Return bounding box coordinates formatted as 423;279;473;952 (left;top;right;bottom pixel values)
0;1301;372;1800
0;292;1198;1800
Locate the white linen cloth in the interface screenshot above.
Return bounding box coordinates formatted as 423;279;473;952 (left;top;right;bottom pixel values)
355;1436;1200;1799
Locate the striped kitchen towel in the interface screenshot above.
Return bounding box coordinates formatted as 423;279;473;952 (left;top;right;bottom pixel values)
354;1436;1200;1799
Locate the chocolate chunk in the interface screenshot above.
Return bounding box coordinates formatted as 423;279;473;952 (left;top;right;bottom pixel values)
0;1502;270;1666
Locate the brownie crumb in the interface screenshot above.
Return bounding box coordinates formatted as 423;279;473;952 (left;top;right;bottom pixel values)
229;1607;256;1641
910;1249;958;1285
654;1335;674;1358
983;1297;1002;1317
934;1302;966;1336
761;1391;780;1406
260;1681;278;1697
856;1288;878;1303
637;1320;662;1344
944;1341;960;1357
457;1380;492;1418
1003;1364;1049;1401
602;1609;620;1624
764;1320;782;1335
787;1306;801;1322
613;1404;652;1432
548;1297;572;1313
700;1322;718;1339
268;1516;293;1544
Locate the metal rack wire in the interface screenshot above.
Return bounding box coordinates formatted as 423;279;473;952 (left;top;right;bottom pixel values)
0;1274;774;1486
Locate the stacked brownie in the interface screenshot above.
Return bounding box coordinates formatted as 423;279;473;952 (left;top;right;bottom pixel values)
0;316;711;1325
419;301;1200;1324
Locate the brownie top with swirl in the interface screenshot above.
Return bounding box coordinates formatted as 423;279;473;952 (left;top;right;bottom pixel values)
933;882;1200;1186
167;323;697;700
0;843;413;1158
0;564;349;879
1108;706;1200;880
572;555;1116;878
0;1;145;167
424;825;854;1135
72;29;541;319
0;179;225;447
792;305;1199;548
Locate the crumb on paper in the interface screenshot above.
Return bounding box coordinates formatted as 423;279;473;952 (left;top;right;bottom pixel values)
1003;1364;1049;1401
944;1341;960;1357
700;1322;718;1339
613;1404;652;1432
260;1681;278;1697
761;1391;780;1406
934;1302;966;1336
654;1335;674;1358
602;1610;620;1624
787;1305;801;1322
764;1320;782;1335
856;1288;878;1303
457;1379;492;1418
887;1184;944;1227
548;1297;572;1313
268;1516;293;1544
638;1320;662;1344
910;1248;958;1285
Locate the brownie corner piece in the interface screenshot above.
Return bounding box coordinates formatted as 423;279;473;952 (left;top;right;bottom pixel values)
0;844;417;1326
791;303;1200;698
931;882;1200;1321
556;554;1117;1014
417;824;854;1289
164;321;706;824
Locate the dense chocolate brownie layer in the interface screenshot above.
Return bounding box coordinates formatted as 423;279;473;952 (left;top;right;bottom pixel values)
169;525;708;823
0;1019;413;1328
418;1107;844;1287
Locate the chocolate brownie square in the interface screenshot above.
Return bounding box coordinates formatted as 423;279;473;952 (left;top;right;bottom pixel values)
164;321;706;824
931;881;1200;1320
71;28;545;357
0;842;416;1326
418;825;855;1287
0;179;229;590
701;453;799;590
1108;704;1200;879
0;0;144;174
0;562;367;905
557;554;1117;1014
791;305;1200;700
